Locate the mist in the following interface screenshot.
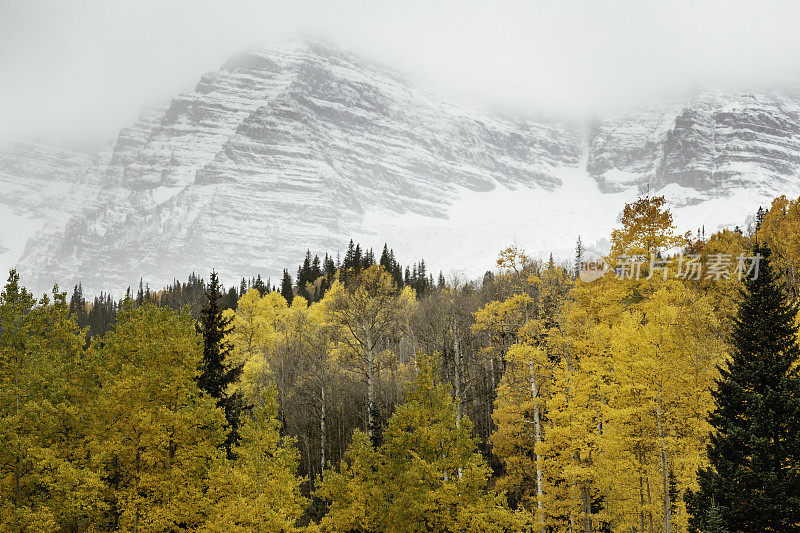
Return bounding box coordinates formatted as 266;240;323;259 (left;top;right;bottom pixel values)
2;0;799;150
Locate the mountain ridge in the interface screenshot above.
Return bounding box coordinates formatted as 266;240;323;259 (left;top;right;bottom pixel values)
3;39;800;294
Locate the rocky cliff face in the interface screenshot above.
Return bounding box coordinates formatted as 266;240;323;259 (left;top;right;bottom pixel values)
9;40;580;293
588;92;800;198
4;40;800;294
0;138;108;281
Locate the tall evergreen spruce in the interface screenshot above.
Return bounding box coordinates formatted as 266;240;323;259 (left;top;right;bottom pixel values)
252;274;267;296
280;269;294;305
686;246;800;532
196;270;242;456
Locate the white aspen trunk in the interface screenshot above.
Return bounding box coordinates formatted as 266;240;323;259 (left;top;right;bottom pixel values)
453;317;463;479
639;463;646;533
565;351;576;533
647;475;654;533
453;317;462;425
488;357;495;441
657;400;671;533
134;449;141;533
489;355;496;390
530;360;544;519
582;484;593;533
367;337;376;441
14;358;21;518
569;469;577;533
320;384;326;477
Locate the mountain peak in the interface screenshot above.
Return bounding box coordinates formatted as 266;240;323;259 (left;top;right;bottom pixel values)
3;41;800;294
222;38;358;72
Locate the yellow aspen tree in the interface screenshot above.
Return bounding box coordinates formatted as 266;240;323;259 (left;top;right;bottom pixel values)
224;288;286;370
689;228;750;331
302;300;339;479
759;195;800;297
202;387;306;532
491;343;543;514
316;430;380;533
538;276;628;532
485;252;572;527
602;280;724;533
491;322;552;522
88;303;226;531
541;323;613;533
542;273;657;531
324;265;415;443
318;356;522;532
232;291;288;407
609;195;685;263
0;273;104;531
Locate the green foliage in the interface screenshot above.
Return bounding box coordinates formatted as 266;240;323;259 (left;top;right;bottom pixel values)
203;387;307;532
0;270;104;530
197;270;242;457
318;356;522;532
88;302;226;531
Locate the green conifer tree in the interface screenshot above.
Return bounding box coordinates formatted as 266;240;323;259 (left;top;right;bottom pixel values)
197;270;241;457
280;269;294;306
686;246;800;531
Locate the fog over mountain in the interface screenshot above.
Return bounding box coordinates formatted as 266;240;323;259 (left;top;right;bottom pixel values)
3;37;800;294
3;1;800;148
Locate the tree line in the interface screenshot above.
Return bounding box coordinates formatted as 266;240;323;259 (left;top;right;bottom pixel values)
66;242;440;343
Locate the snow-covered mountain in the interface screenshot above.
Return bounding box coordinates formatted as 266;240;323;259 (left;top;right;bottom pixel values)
0;138;109;282
4;40;800;294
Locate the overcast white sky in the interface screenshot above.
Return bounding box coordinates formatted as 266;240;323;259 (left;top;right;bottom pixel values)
2;0;800;150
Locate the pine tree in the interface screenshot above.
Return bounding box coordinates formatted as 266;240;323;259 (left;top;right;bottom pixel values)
68;283;89;330
379;244;391;271
686;246;800;532
343;240;356;270
574;235;584;279
703;505;728;533
354;244;363;275
311;254;322;281
197;270;241;456
364;248;375;269
280;269;294;306
756;205;766;233
252;274;267;296
323;253;336;280
297;250;313;300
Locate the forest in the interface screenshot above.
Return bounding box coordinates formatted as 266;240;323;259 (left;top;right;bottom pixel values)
2;194;800;532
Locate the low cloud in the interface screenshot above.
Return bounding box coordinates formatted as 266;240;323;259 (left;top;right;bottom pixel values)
1;0;799;149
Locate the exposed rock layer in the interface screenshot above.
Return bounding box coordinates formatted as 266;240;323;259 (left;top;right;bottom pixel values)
3;42;800;293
